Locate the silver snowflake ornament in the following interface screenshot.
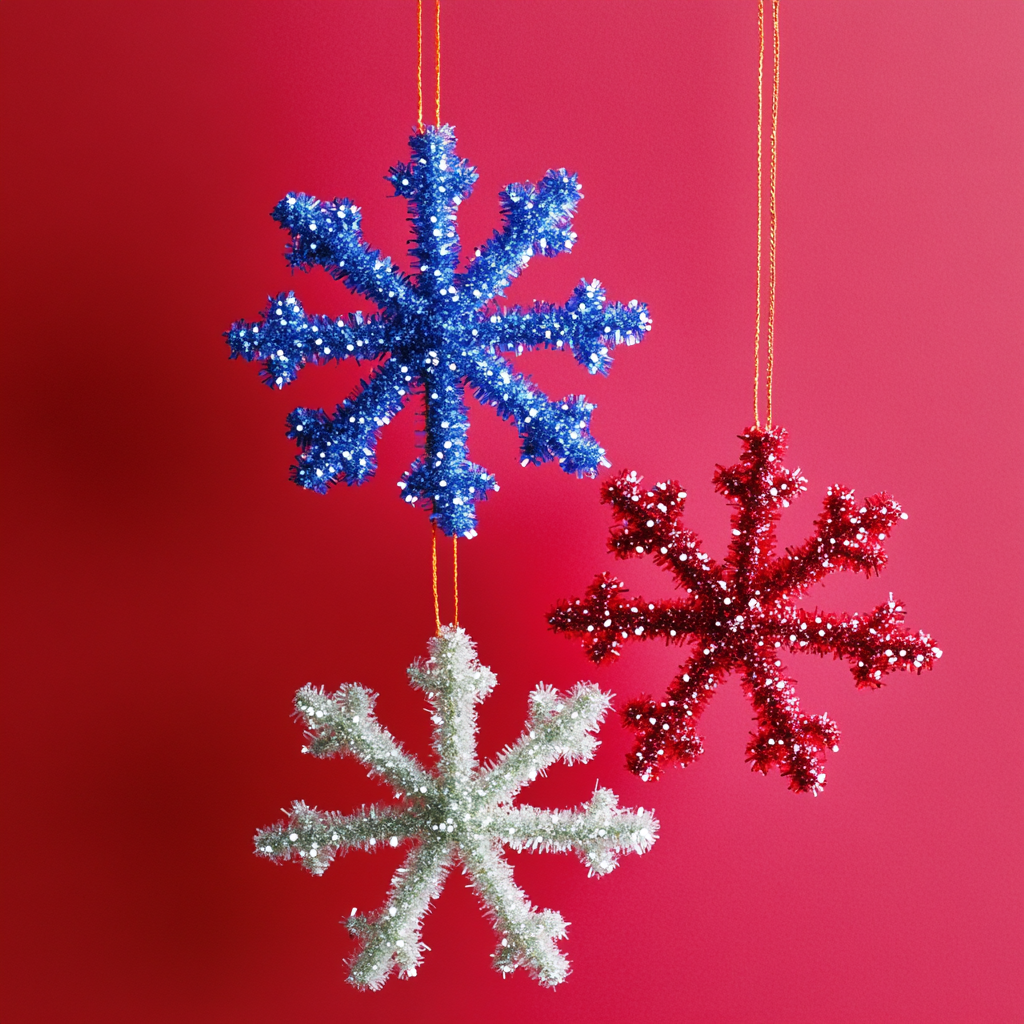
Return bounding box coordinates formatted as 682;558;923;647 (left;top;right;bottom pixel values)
255;627;658;989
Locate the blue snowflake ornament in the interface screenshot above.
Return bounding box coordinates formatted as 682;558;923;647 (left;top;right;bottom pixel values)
227;126;651;536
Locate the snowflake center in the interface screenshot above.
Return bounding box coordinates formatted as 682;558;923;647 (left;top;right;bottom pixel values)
419;788;489;842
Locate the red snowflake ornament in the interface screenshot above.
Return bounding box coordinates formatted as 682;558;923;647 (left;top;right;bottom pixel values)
549;427;941;794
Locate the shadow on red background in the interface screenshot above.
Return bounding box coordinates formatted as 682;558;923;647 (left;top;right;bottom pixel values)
1;2;1022;1022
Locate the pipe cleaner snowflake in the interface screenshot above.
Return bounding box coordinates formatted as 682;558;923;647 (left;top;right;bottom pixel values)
227;125;651;537
549;426;942;794
255;627;657;988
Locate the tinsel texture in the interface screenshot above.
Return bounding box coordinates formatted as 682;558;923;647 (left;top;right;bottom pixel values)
549;426;942;794
227;125;650;537
255;628;657;988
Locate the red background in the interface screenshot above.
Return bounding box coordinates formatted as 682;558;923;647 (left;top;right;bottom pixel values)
2;2;1022;1022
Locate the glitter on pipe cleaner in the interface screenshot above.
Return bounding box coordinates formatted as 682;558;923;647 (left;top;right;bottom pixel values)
254;627;657;988
227;126;651;537
550;427;941;794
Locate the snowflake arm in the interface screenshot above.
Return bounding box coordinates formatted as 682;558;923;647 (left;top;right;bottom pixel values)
711;426;807;585
457;170;582;308
294;683;433;797
255;800;421;875
740;655;842;793
479;683;611;804
462;836;570;986
792;598;942;687
387;128;477;298
226;293;391;388
346;841;453;990
479;280;651;375
765;488;905;598
548;573;705;664
287;357;414;491
406;625;497;785
468;350;604;473
603;473;723;600
399;367;497;539
502;788;658;876
621;654;721;780
254;628;657;987
273;193;413;313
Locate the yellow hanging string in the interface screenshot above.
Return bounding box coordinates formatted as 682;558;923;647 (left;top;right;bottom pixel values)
424;2;453;634
416;0;424;132
754;0;780;429
754;0;765;429
434;0;441;125
431;525;441;634
452;537;459;628
766;0;779;429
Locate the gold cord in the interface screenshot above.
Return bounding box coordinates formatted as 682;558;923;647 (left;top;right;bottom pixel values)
431;525;441;634
754;0;780;429
754;0;765;428
766;0;779;429
417;1;424;132
424;1;454;635
452;537;459;628
434;0;441;125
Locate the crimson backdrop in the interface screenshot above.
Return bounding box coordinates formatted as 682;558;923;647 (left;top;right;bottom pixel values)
2;2;1022;1022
